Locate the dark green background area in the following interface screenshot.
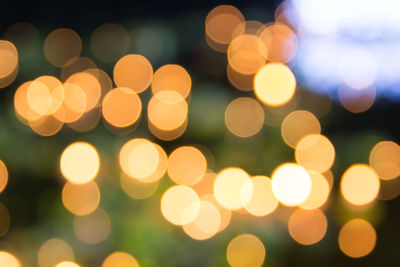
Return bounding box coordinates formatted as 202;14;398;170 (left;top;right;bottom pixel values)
0;0;400;266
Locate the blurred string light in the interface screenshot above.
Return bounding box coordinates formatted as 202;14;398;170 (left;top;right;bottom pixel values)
38;239;75;267
0;252;21;267
1;2;400;265
226;234;266;267
281;0;400;101
102;252;139;267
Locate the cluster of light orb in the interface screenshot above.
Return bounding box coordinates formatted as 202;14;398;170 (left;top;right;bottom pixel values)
0;3;398;266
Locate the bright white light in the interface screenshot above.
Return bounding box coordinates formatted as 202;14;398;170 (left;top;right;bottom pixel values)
285;0;400;97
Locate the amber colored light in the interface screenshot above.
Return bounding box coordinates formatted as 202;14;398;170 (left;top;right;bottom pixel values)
62;181;100;216
258;23;298;63
295;134;335;173
60;142;100;184
183;200;221;240
288;209;328;245
167;146;207;185
201;194;231;232
102;87;142;128
151;64;191;99
338;218;376;258
0;252;21;267
214;167;251;210
0;40;18;80
299;171;330;210
225;97;265;138
254;63;296;107
73;208;111;244
242;176;279;216
0;160;8;193
120;172;159;200
60;57;97;82
340;164;380;206
369;141;400;180
227;234;265;267
38;239;75;267
205;5;245;52
147;90;188;131
119;138;160;181
113;54;153;93
281;110;321;148
228;34;267;75
55;261;80;267
44;28;82;67
102;252;139;267
160;185;200;226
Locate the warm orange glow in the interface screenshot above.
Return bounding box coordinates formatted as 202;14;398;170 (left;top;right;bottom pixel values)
299;171;330;210
340;164;380;206
28;76;64;116
0;252;21;267
84;68;113;107
201;194;231;232
242;176;279;216
113;54;153;93
227;234;265;267
55;261;80;267
102;87;142;128
258;23;298;63
0;160;8;193
192;171;217;196
369;141;400;180
160;185;200;226
167;146;207;185
66;72;101;112
90;24;130;63
60;142;100;184
225;97;265;138
29;115;64;136
67;107;101;133
183;200;221;240
338;84;376;113
44;28;82;67
338;218;376;258
152;64;191;99
148;90;188;131
73;208;111;244
0;40;18;79
38;239;75;267
254;63;296;107
288;209;327;245
295;134;335;173
102;252;139;267
271;163;312;207
64;82;88;114
120;172;159;200
205;5;245;52
228;34;267;75
281;110;321;148
213;167;251;210
14;81;43;123
62;181;100;216
147;117;187;141
60;57;97;82
119;138;160;181
227;65;254;92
